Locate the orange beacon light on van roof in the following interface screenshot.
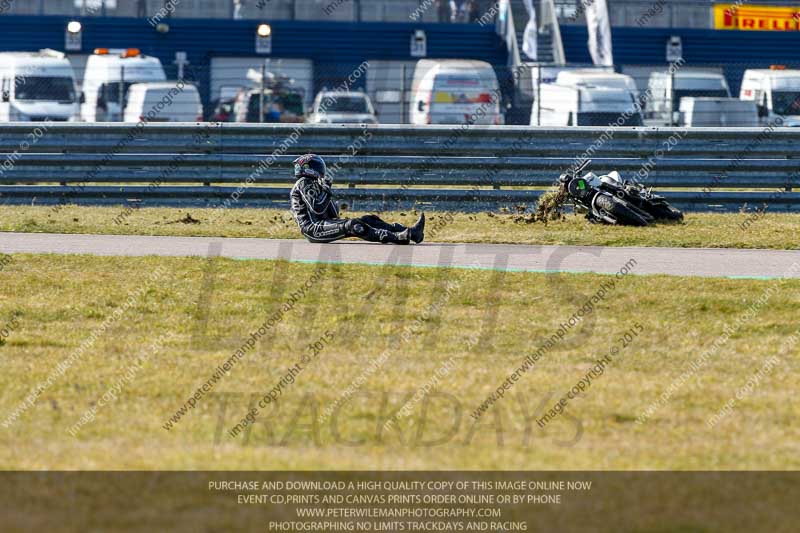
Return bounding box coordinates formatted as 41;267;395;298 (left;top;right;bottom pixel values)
93;48;141;57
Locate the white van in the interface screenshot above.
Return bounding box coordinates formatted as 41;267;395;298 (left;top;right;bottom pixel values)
410;59;503;125
81;48;167;122
123;82;203;122
647;70;730;126
679;98;758;127
0;49;79;122
531;70;643;126
740;68;800;126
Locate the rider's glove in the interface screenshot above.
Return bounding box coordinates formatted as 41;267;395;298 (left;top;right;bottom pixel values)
321;175;333;191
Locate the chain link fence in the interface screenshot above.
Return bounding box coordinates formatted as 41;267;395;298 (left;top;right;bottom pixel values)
2;51;799;127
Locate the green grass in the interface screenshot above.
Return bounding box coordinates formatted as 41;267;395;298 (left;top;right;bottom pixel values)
0;254;798;470
0;205;797;250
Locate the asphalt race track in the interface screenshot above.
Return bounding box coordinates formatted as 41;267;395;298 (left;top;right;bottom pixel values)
2;232;799;279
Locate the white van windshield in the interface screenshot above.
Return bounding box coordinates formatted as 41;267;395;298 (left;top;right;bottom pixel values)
772;91;800;115
16;76;75;102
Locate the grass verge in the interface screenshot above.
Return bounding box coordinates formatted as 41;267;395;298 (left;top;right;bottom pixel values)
0;205;798;249
0;254;798;470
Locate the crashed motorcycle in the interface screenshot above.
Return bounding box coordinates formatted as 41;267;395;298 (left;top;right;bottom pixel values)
558;160;683;226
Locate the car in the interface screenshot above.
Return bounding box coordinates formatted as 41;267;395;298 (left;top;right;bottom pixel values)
307;91;378;124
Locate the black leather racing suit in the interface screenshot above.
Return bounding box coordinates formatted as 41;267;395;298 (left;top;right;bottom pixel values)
290;177;409;244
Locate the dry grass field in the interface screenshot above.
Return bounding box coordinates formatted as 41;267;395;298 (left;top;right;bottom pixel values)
1;253;798;470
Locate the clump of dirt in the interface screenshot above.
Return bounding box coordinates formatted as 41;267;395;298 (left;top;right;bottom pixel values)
512;213;536;224
498;192;568;224
533;190;568;224
167;213;201;224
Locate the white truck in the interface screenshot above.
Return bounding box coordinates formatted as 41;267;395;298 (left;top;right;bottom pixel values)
531;70;643;127
80;48;167;122
646;70;730;126
740;67;800;126
0;49;79;122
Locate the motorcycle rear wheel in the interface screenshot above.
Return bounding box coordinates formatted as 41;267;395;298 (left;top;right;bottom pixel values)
647;201;684;221
595;194;651;226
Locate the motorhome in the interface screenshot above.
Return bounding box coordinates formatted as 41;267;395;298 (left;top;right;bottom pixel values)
0;49;79;122
531;70;642;126
740;67;800;126
410;59;503;125
80;48;167;122
646;70;731;126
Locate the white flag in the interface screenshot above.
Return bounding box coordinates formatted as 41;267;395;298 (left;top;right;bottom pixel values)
522;0;538;61
585;0;614;66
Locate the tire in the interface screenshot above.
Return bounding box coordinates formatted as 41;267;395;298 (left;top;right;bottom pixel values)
646;201;684;221
594;194;651;226
611;188;658;222
625;201;656;223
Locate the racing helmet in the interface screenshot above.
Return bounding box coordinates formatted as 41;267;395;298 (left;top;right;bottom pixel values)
293;154;327;181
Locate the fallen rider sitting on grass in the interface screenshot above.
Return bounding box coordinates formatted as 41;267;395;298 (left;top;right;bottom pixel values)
289;154;425;244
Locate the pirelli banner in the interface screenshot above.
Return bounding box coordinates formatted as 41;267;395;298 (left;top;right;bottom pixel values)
714;3;800;31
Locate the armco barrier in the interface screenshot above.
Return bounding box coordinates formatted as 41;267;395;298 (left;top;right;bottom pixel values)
0;123;798;212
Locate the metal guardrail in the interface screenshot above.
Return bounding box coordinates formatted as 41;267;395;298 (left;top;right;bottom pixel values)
0;123;798;213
